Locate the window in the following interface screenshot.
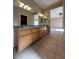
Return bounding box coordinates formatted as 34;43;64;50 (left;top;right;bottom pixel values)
34;15;39;25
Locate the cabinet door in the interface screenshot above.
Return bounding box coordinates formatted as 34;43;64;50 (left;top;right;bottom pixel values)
18;34;32;52
18;30;31;36
39;28;43;38
32;32;40;42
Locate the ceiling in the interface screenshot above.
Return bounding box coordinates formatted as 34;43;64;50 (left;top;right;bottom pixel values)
13;0;63;13
33;0;60;9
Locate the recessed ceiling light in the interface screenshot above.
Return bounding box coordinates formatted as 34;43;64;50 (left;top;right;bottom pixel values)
23;5;29;9
19;2;24;8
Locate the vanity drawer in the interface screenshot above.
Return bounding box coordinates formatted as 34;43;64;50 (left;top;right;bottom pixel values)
32;32;40;42
31;28;39;33
18;30;31;36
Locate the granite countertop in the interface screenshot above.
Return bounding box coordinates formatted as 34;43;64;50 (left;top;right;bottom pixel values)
13;25;48;31
13;26;40;31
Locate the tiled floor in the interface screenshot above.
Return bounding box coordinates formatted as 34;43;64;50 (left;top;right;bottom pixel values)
14;30;65;59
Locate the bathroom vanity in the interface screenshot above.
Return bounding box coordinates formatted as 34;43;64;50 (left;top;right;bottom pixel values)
14;26;49;52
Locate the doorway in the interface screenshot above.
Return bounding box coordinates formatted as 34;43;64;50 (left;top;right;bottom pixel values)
21;15;27;26
50;6;64;31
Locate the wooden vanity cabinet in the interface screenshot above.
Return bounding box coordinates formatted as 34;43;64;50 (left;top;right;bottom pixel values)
16;26;49;52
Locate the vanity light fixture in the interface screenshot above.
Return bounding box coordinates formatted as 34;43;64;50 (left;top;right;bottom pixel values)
38;13;43;17
18;1;32;11
19;2;24;8
43;16;47;18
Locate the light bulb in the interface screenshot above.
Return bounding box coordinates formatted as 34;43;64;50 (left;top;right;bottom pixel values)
27;7;31;11
23;5;28;9
19;2;24;8
44;16;47;18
